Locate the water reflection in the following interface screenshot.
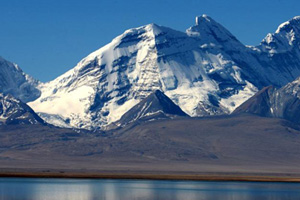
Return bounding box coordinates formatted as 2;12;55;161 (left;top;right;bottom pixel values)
0;178;300;200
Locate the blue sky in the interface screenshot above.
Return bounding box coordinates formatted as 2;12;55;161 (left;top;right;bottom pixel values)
0;0;299;82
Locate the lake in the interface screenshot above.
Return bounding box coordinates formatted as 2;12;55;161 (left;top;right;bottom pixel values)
0;178;300;200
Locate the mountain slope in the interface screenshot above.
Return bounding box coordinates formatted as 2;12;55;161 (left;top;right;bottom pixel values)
113;90;188;128
233;86;275;117
0;93;44;125
233;77;300;124
28;15;300;130
0;57;40;102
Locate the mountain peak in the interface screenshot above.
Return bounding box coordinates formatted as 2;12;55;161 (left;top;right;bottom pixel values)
117;23;164;41
190;14;219;31
152;89;165;98
0;93;45;125
195;14;213;25
275;16;300;34
259;16;300;53
0;57;40;103
186;15;242;48
114;90;188;128
141;90;188;116
233;79;300;125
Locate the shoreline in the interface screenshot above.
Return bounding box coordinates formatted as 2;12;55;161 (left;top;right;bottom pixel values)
1;172;300;183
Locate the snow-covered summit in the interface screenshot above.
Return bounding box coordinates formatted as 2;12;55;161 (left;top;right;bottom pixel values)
0;57;40;102
275;16;300;34
195;14;211;25
186;15;243;50
260;16;300;53
252;16;300;85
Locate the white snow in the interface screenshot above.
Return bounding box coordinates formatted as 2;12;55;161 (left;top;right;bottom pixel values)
107;98;140;123
220;81;258;113
29;85;93;117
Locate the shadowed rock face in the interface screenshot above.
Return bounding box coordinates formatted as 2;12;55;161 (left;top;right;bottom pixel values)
233;77;300;124
0;93;44;125
114;90;188;128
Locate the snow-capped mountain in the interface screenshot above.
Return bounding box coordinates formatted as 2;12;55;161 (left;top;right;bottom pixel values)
259;16;300;54
0;57;40;103
0;93;44;125
256;16;300;85
112;90;188;128
234;76;300;124
28;15;300;130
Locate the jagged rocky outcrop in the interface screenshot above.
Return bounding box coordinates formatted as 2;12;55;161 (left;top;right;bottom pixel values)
233;77;300;124
23;15;300;130
0;57;40;102
0;93;44;125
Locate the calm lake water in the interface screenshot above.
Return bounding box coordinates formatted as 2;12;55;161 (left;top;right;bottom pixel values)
0;178;300;200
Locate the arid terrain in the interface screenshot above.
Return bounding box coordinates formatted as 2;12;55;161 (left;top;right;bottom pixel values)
1;114;300;181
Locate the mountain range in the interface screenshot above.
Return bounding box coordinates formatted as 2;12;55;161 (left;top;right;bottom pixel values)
2;15;300;130
2;15;300;178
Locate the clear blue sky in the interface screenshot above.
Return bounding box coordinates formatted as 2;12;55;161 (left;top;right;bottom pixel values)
0;0;299;82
